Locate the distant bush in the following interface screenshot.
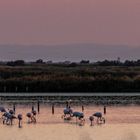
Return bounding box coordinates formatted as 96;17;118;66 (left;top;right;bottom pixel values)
7;60;25;66
36;59;44;64
80;60;90;64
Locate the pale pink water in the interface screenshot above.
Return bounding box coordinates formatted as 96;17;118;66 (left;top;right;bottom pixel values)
0;105;140;140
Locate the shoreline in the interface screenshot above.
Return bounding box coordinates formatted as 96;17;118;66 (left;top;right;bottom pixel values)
1;92;140;96
0;92;140;105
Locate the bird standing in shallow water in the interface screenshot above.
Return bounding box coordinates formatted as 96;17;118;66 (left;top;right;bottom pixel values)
17;114;22;128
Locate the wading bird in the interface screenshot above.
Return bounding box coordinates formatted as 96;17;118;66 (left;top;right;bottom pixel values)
62;107;73;120
17;114;22;128
0;107;6;113
72;112;85;126
26;110;37;123
2;111;16;125
89;116;94;126
93;112;105;124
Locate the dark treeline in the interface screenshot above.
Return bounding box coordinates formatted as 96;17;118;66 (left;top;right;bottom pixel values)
96;60;140;66
0;59;140;92
1;59;140;67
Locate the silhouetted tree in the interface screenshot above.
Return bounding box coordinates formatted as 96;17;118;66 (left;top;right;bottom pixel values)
80;60;90;64
36;59;44;64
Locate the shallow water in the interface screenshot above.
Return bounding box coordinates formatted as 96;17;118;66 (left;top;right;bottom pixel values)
0;105;140;140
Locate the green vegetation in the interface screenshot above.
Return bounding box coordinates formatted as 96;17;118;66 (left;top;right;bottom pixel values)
0;62;140;92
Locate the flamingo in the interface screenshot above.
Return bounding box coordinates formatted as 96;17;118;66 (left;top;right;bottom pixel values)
72;112;85;125
62;107;73;120
31;110;37;123
89;116;94;126
93;112;105;124
2;112;16;125
0;107;6;120
26;110;37;123
9;110;14;115
17;114;22;128
26;112;32;123
0;107;6;113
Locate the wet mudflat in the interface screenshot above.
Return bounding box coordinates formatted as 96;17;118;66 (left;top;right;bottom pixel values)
0;105;140;140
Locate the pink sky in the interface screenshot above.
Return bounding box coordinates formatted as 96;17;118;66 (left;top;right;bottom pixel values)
0;0;140;45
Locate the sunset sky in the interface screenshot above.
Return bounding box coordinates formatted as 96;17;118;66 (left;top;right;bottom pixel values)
0;0;140;46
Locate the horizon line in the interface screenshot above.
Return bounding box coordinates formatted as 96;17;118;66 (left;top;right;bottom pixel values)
0;42;139;47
